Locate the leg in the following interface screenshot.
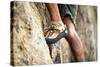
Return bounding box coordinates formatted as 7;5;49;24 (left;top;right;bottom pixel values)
58;4;85;61
46;3;62;23
46;3;85;62
46;3;65;63
46;3;65;32
63;16;85;61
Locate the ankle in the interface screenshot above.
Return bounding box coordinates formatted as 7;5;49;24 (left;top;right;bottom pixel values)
50;21;65;32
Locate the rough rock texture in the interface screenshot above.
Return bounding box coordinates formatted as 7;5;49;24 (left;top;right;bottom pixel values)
11;1;97;66
75;6;97;61
10;2;53;66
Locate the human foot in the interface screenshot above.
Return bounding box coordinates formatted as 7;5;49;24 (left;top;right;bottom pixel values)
45;21;68;44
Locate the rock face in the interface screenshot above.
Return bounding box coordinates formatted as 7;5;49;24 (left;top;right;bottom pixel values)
75;6;97;61
10;1;97;66
10;2;53;66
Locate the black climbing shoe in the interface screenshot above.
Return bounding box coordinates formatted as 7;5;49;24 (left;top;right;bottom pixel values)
45;28;68;44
